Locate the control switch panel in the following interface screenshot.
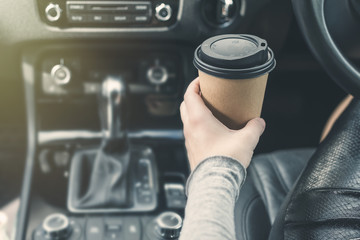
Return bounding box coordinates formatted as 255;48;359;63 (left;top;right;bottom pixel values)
37;0;180;28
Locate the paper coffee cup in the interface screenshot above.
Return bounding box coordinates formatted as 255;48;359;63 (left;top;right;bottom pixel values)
193;34;276;129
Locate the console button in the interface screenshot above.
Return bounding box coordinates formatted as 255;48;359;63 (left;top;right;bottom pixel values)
86;218;103;240
112;15;130;23
104;217;123;240
123;217;141;240
104;225;121;239
68;4;86;11
68;14;87;23
89;14;109;23
164;183;186;209
134;4;149;11
135;15;150;22
168;198;186;209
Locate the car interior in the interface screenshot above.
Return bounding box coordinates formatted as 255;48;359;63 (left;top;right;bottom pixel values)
0;0;360;239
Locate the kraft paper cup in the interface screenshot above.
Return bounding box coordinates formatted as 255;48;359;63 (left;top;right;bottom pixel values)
194;34;276;129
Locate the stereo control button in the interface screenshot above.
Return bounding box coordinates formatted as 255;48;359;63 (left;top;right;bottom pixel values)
89;14;109;23
68;4;86;11
134;4;149;11
155;3;172;22
112;15;129;23
45;3;62;22
147;66;169;85
68;14;87;22
51;64;71;86
135;15;150;22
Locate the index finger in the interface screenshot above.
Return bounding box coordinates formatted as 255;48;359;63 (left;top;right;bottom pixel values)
184;78;210;115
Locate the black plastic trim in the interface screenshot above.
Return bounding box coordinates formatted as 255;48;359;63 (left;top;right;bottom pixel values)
193;45;275;79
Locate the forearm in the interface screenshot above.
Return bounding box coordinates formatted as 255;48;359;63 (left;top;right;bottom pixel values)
180;156;246;240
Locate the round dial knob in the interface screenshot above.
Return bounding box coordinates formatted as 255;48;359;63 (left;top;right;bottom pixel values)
147;66;169;85
51;64;72;85
45;3;62;22
155;212;182;239
42;213;71;239
155;3;172;22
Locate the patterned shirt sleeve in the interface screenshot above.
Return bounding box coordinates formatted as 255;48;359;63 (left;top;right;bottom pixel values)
179;156;247;240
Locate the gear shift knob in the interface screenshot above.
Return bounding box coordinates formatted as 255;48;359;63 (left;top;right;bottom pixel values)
99;76;127;143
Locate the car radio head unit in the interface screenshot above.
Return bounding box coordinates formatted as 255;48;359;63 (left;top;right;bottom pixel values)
37;0;180;29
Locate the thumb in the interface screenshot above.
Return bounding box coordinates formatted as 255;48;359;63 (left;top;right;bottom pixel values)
237;118;266;149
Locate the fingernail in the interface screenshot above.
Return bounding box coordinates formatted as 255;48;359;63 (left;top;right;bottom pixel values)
257;118;266;131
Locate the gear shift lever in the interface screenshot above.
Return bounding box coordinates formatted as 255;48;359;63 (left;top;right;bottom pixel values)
68;76;130;209
68;76;158;212
99;76;127;150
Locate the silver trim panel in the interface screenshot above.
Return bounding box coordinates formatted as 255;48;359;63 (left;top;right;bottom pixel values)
38;129;184;145
46;0;184;33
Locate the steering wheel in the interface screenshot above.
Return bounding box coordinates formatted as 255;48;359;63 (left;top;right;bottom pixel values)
266;1;360;239
292;0;360;98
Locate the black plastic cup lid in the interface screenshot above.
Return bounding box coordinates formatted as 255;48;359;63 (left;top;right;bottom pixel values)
194;34;276;79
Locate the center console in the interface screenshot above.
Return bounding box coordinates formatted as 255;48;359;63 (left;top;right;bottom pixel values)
21;42;195;240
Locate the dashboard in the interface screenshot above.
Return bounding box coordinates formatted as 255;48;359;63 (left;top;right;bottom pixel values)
0;0;314;240
1;0;360;240
0;0;292;81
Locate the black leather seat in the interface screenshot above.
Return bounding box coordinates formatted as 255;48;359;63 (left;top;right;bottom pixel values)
235;148;315;240
236;100;360;240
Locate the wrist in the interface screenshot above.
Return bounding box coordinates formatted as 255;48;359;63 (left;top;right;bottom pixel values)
186;156;247;199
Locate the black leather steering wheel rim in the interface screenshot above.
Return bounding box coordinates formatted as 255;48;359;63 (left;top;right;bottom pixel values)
292;0;360;98
268;96;360;240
